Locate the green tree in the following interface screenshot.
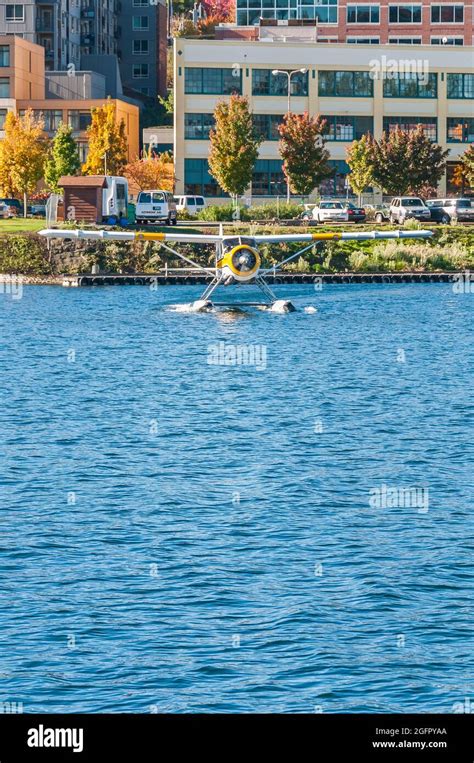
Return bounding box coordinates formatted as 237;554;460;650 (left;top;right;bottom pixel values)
277;112;333;198
208;94;261;204
82;100;128;176
44;122;80;192
346;133;376;204
372;126;448;196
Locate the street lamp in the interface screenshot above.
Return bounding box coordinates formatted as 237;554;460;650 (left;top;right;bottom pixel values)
271;68;307;202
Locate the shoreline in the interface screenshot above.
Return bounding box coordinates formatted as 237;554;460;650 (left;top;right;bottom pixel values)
1;271;468;286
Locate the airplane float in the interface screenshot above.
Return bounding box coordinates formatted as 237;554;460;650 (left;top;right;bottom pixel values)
39;227;433;312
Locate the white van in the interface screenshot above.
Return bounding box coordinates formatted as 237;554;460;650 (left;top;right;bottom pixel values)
174;195;206;216
102;177;128;223
135;190;177;225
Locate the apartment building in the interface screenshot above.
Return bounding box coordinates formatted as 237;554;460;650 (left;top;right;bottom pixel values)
0;0;114;71
118;0;167;99
174;34;474;199
230;1;473;46
0;36;139;162
0;1;167;100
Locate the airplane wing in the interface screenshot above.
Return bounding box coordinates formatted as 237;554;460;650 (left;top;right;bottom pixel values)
254;230;433;243
256;229;433;273
39;229;222;244
38;228;223;275
39;228;433;276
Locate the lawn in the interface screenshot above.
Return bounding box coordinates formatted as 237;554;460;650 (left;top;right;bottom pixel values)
0;218;46;233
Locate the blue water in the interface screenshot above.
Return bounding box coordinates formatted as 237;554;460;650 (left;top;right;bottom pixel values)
0;282;473;713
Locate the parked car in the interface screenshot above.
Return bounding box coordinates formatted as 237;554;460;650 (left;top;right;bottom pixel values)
174;194;206;216
426;198;474;224
28;203;46;217
342;202;366;223
389;197;431;224
425;200;450;224
0;198;21;215
0;202;16;219
298;204;317;223
311;201;349;223
371;204;390;223
135;190;177;225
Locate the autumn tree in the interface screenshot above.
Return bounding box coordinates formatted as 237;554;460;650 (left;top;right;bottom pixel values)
208;94;261;204
124;148;175;192
0;110;49;216
277;112;333;199
372;126;448;196
346;134;376;204
456;144;474;191
44;122;80;192
201;0;235;20
82;100;128;176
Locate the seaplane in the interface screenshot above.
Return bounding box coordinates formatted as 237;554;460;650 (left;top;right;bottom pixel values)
39;226;433;312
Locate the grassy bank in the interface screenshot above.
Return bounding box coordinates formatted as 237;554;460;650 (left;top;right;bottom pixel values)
0;224;472;276
0;219;46;234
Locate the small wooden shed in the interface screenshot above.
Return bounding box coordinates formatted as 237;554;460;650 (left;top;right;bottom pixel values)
58;176;108;224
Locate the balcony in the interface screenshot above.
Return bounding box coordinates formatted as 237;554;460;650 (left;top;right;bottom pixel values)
36;19;54;32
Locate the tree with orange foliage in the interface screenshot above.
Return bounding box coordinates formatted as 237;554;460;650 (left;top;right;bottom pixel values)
124;148;175;192
452;145;474;194
82;100;128;176
201;0;234;20
0;110;50;216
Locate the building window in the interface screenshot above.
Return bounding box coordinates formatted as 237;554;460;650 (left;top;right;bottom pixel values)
320;161;350;197
347;37;380;43
447;73;474;99
322;115;373;141
383;117;437;141
184;158;227;197
388;37;421;44
0;108;7;129
347;5;380;23
388;5;422;23
431;4;463;23
132;0;149;5
77;142;88;164
383;72;437;98
133;39;149;55
184;113;215;140
252;159;287;196
132;63;148;78
32;109;63;132
185;68;242;95
252;69;309;96
235;0;337;24
447;118;474;142
0;77;10;97
431;36;463;45
68;110;92;131
5;4;24;22
318;70;373;97
132;16;149;30
252;114;284;141
0;45;10;66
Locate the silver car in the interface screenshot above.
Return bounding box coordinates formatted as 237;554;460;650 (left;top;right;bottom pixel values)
427;198;474;223
389;197;431;224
